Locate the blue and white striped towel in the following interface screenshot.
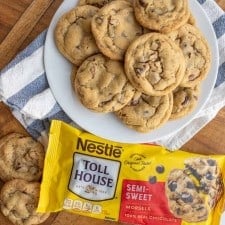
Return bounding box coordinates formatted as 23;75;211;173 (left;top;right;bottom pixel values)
0;0;225;150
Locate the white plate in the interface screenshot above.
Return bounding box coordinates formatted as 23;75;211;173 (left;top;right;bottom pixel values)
44;0;219;144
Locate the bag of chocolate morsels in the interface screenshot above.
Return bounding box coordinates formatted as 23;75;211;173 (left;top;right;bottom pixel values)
38;120;225;225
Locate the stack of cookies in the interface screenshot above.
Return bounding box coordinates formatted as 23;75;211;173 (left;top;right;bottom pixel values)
0;133;49;225
55;0;211;133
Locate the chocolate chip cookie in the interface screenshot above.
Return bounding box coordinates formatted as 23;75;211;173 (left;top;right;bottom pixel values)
125;33;185;96
55;5;99;66
133;0;190;33
74;54;135;112
168;24;211;87
91;0;145;60
0;179;49;225
166;169;209;222
115;91;173;132
0;133;45;182
170;86;199;119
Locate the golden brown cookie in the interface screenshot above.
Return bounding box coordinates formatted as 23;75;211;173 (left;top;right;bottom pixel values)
125;33;186;96
54;5;99;65
168;24;211;87
74;54;135;112
170;86;199;119
114;91;173;132
0;133;45;182
91;0;145;60
133;0;190;33
0;179;49;225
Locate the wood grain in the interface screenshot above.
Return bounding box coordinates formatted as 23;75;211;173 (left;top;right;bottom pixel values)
0;0;54;69
217;0;225;9
0;1;224;225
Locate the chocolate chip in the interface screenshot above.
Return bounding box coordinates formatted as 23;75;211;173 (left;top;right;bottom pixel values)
196;206;205;211
168;181;177;192
202;189;209;194
134;67;143;75
121;31;128;38
95;16;103;25
199;182;207;189
181;43;188;48
131;99;139;106
176;208;182;215
193;95;198;101
143;110;150;117
199;182;209;194
181;95;190;106
206;172;213;180
181;192;193;203
90;67;95;76
207;159;216;166
186;181;195;189
139;0;148;7
188;74;196;81
185;166;202;180
134;63;149;76
109;18;119;26
149;176;157;184
156;165;165;174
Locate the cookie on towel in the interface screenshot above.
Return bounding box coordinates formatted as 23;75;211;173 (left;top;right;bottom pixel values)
55;5;99;65
0;179;49;225
0;133;45;182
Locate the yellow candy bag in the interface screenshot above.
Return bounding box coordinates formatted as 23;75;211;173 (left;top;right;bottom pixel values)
38;120;225;225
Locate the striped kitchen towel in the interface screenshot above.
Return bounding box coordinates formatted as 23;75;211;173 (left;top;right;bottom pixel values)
0;0;225;150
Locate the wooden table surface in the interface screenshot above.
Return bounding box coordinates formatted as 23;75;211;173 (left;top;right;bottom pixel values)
0;1;225;225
